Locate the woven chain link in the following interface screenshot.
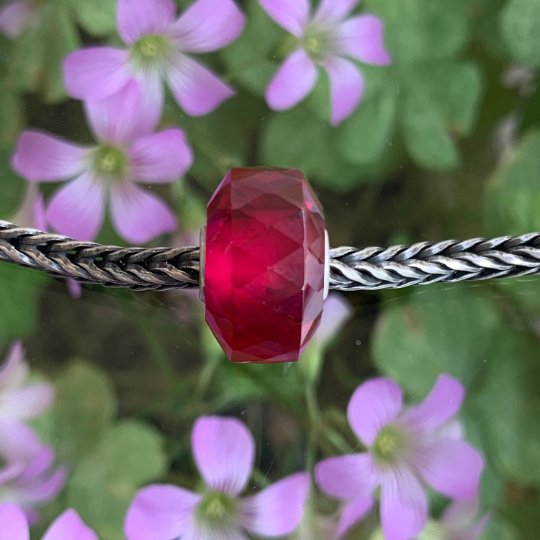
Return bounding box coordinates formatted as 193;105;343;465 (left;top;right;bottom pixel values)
0;221;199;291
2;220;540;292
329;233;540;291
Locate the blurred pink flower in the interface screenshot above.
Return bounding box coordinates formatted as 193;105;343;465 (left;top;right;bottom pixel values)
0;0;38;39
11;185;82;298
0;504;96;540
0;447;68;524
313;293;353;347
12;81;193;243
437;498;490;540
315;375;484;540
125;416;310;540
64;0;245;126
259;0;391;125
0;341;54;463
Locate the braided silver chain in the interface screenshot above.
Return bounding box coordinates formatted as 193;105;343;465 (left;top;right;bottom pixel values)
2;220;540;292
0;221;199;291
329;233;540;291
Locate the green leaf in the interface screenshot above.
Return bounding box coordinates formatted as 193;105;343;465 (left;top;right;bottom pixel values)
0;83;23;152
471;330;540;483
176;89;266;189
502;0;540;67
402;81;460;170
338;83;397;165
41;3;79;102
261;106;327;176
484;130;540;236
413;61;484;136
71;0;117;36
372;285;500;398
8;3;79;101
68;421;167;540
52;360;117;463
0;265;48;350
0;153;25;217
8;25;44;93
221;0;286;95
365;0;469;64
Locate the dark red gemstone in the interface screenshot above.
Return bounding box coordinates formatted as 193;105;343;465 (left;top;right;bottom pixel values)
204;167;326;364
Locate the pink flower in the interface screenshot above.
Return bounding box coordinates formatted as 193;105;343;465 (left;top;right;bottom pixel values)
11;184;47;232
313;293;353;347
125;416;310;540
0;504;96;540
64;0;245;126
0;341;54;463
0;0;38;39
11;185;82;298
259;0;391;125
12;81;193;243
315;375;484;540
437;499;490;540
0;447;68;523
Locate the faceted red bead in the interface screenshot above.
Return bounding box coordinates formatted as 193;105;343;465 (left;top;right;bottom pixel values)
204;167;326;364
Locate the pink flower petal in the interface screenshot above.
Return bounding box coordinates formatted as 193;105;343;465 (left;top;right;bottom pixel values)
0;504;29;540
1;383;54;420
258;0;309;37
0;0;36;39
315;453;379;500
109;183;177;244
124;485;201;540
42;510;98;540
166;54;234;116
313;0;360;23
12;184;42;230
462;517;490;540
337;15;391;65
0;341;26;390
401;374;465;433
265;49;318;111
129;129;193;183
132;70;165;138
16;465;68;503
117;0;175;45
16;447;54;484
313;293;353;347
239;472;310;537
191;416;254;496
442;498;479;528
46;172;106;241
85;80;146;145
336;496;374;539
34;193;47;232
12;131;89;183
0;462;25;485
416;438;483;499
0;420;43;463
347;378;402;447
380;466;428;540
323;55;364;126
67;280;82;299
63;47;131;101
168;0;245;53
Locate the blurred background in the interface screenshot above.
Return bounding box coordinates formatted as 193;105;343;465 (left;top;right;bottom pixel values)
1;0;540;538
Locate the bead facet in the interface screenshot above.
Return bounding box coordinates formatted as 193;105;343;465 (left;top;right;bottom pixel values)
204;167;326;364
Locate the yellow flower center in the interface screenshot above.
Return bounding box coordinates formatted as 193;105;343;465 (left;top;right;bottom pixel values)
196;492;237;527
93;146;127;179
373;426;406;465
305;37;322;54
